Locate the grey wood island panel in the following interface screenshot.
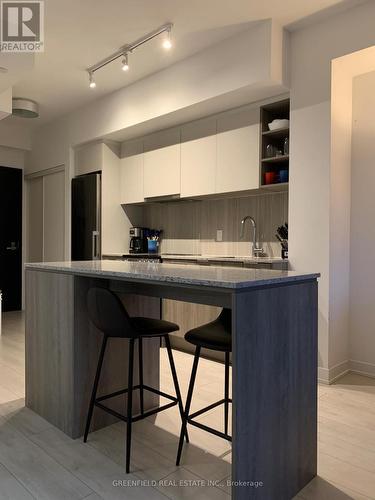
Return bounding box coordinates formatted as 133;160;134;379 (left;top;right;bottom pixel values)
25;260;319;500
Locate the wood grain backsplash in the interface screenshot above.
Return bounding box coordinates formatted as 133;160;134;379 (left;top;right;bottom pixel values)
140;192;288;257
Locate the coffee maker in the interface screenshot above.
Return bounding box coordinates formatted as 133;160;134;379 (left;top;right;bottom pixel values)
129;227;148;253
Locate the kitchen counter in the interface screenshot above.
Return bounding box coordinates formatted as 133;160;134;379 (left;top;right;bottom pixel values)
103;252;289;264
25;260;318;499
26;260;314;289
161;254;287;264
103;253;288;263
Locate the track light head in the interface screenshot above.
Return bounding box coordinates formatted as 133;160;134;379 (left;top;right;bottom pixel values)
162;29;172;49
121;53;129;71
89;72;96;88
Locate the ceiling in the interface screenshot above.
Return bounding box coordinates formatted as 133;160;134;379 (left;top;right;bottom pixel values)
0;0;357;128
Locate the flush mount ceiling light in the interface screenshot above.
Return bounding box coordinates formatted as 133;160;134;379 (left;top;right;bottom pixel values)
12;98;39;118
87;22;173;89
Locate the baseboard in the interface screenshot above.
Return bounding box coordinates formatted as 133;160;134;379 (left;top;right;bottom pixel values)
349;359;375;379
318;366;330;384
318;359;375;384
318;360;350;385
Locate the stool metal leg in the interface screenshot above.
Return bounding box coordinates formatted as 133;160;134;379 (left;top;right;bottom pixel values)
83;335;108;443
164;335;189;443
224;351;230;436
138;337;144;416
176;345;201;466
126;338;135;473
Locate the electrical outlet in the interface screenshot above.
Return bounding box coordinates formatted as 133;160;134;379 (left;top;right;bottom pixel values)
216;229;223;242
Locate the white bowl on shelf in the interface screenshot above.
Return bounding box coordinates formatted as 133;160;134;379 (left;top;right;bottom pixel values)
268;119;289;131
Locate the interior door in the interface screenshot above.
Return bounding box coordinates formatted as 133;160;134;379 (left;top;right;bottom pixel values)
27;168;66;264
43;170;65;262
27;176;43;262
0;166;22;311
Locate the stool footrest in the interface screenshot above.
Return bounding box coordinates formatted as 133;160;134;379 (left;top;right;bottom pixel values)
188;418;232;442
96;385;141;402
189;398;232;420
94;384;179;424
187;398;232;442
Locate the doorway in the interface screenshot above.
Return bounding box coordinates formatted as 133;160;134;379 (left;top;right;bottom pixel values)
0;166;22;311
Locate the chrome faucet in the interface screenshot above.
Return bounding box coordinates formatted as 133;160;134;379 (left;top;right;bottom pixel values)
240;216;264;257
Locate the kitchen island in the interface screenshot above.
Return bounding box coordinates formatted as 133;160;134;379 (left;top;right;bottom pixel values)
25;260;319;500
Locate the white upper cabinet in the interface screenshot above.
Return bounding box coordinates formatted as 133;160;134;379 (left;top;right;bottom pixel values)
216;108;260;193
180;118;216;198
120;139;144;204
143;128;181;199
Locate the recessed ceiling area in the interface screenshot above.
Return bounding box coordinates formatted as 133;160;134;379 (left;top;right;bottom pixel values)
3;0;356;127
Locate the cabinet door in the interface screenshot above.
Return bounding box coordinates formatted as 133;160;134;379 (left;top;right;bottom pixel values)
143;128;180;198
120;140;144;204
216;108;260;193
180;118;216;198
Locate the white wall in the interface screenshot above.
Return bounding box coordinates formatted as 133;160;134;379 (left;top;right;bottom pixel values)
289;0;375;382
328;59;353;376
0;119;32;151
0;145;26;168
349;70;375;376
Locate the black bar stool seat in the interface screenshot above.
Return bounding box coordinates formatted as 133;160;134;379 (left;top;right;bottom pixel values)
84;287;187;474
130;317;179;335
176;309;232;466
185;310;231;352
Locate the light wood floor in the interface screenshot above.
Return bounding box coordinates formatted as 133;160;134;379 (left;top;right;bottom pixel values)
0;312;375;499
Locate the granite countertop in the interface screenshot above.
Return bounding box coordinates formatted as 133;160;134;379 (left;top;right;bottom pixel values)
25;260;318;290
103;253;288;264
160;254;287;264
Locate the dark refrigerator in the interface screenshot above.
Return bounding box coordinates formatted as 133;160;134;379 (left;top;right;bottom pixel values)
71;173;101;261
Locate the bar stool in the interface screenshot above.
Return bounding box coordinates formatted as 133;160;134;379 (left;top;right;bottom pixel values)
84;287;187;473
176;308;232;466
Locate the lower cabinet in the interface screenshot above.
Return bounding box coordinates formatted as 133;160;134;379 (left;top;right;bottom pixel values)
162;299;223;361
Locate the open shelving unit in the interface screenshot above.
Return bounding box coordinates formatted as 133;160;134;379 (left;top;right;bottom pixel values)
260;99;290;188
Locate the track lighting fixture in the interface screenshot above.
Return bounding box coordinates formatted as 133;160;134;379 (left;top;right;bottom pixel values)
121;53;129;71
86;23;173;88
89;73;96;89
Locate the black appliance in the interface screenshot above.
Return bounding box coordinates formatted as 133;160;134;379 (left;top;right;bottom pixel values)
71;173;101;261
129;227;148;254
